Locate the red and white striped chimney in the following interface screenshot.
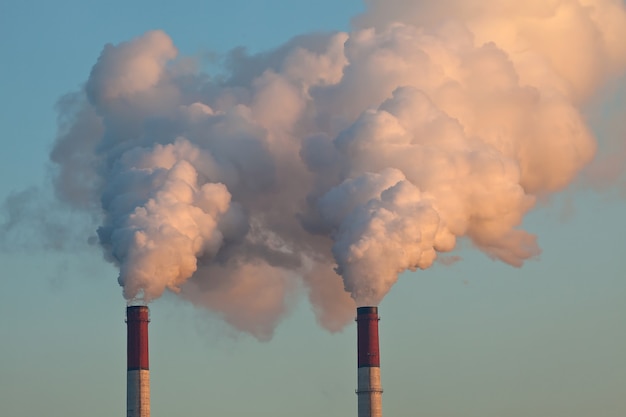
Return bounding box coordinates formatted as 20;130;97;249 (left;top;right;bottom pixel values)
356;306;383;417
126;305;150;417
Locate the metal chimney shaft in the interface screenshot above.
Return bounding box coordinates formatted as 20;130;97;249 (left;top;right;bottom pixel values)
126;305;150;417
356;306;383;417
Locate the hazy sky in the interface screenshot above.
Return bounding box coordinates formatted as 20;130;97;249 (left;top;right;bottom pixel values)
1;1;625;417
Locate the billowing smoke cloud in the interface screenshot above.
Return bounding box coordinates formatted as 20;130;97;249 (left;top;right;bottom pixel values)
48;0;626;338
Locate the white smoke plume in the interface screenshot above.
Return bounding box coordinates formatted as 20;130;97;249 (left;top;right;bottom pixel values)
48;0;626;338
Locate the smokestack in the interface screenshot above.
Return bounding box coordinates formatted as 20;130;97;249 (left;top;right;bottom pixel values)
356;306;382;417
126;305;150;417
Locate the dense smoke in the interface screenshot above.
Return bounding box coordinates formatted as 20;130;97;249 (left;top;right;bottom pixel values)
49;0;626;339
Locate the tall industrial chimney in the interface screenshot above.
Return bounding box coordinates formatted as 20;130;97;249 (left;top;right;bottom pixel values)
126;305;150;417
356;306;383;417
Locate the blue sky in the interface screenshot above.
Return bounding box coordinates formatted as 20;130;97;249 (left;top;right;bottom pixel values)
1;1;625;417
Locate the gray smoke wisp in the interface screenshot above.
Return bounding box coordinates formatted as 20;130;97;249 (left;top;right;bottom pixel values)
48;0;626;339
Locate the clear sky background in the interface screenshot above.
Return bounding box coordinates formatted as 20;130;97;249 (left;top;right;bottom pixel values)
1;1;625;417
